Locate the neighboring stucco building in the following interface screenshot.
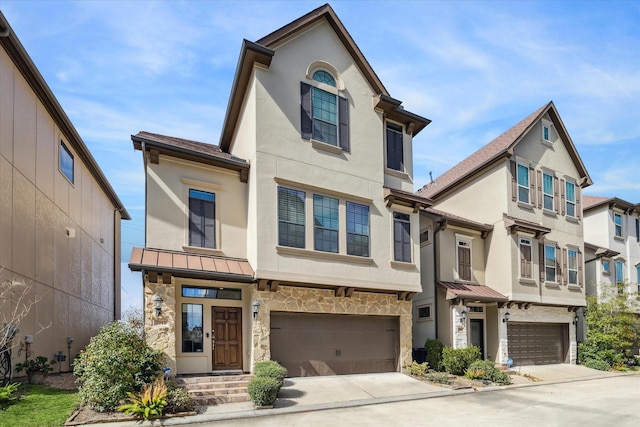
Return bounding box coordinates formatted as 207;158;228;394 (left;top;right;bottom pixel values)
582;196;640;300
129;4;431;376
417;101;592;365
0;12;129;374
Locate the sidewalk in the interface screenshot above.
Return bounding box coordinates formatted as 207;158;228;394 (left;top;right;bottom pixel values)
84;366;630;427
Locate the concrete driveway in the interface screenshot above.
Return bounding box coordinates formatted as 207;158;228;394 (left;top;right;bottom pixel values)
509;363;618;384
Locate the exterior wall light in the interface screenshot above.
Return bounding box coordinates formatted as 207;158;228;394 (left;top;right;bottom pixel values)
460;310;467;324
573;314;579;325
24;335;33;344
503;312;511;323
153;295;163;317
252;301;260;319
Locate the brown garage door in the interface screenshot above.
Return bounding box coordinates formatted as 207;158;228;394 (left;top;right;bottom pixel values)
270;312;399;377
507;323;568;366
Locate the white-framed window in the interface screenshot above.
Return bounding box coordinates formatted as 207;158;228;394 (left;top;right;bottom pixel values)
543;172;554;211
420;228;430;247
456;237;472;281
416;304;433;321
614;212;623;237
519;237;533;279
636;265;640;293
386;122;404;171
59;140;74;184
545;244;557;282
565;180;576;217
602;258;610;275
542;123;551;142
393;212;412;263
567;249;578;285
517;163;530;204
615;259;625;284
188;189;216;249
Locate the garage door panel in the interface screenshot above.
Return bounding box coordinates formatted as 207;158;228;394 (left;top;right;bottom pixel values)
507;323;568;366
270;312;399;376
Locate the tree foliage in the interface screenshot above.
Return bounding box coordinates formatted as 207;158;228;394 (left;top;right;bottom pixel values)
579;282;640;370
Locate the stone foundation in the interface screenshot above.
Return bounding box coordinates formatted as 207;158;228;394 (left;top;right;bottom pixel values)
251;285;413;369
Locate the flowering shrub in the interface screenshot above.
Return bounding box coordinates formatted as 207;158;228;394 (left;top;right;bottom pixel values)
15;356;54;373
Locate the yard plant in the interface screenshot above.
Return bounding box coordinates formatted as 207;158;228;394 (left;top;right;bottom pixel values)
74;321;163;411
118;377;168;420
442;346;481;375
248;360;288;407
578;284;640;371
0;382;20;409
424;338;444;371
464;360;511;384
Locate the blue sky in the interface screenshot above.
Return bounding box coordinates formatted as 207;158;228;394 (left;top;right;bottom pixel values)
2;1;639;312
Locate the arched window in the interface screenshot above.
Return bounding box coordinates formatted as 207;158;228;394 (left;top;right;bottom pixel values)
312;70;336;87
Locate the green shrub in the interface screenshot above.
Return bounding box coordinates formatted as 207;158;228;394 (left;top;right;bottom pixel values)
424;339;444;371
424;371;451;384
442;346;481;375
247;377;280;407
464;360;511;384
0;382;20;409
253;360;287;387
408;361;428;376
165;381;195;414
74;321;164;411
15;356;55;373
583;358;611;371
118;377;167;420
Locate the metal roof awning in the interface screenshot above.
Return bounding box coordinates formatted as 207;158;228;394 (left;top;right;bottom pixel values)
129;247;254;283
437;281;508;302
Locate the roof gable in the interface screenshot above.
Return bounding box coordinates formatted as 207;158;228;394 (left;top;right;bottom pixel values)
418;101;592;200
219;4;429;152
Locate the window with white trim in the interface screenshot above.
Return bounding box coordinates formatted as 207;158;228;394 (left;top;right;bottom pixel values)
602;259;610;275
188;189;216;249
567;249;578;285
542;172;554;211
519;237;532;279
393;212;411;263
456;237;472;281
615;260;624;284
636;265;640;293
542;124;551;142
565;181;576;217
517;163;530;204
545;244;557;282
614;212;623;237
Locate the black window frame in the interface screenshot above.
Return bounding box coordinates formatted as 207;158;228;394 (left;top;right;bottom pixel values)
181;303;203;353
278;187;306;249
59;140;74;184
386;122;404;171
393;212;411;263
188;189;216;249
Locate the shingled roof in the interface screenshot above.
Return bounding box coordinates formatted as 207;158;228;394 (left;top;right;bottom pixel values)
418;101;592;200
582;195;637;212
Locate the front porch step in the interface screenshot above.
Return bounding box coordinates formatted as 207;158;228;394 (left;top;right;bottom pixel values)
175;374;253;405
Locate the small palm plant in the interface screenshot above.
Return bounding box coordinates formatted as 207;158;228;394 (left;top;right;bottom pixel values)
118;377;168;420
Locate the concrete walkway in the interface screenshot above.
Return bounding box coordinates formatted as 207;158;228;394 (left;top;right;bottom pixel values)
86;366;631;427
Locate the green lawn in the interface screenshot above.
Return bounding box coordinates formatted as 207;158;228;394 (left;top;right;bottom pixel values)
1;384;78;427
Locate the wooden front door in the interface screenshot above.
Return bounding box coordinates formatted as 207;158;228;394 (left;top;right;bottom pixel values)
212;307;242;370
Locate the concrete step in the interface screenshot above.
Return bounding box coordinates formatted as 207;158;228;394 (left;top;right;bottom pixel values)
191;393;251;405
175;374;252;384
181;380;250;391
189;386;249;396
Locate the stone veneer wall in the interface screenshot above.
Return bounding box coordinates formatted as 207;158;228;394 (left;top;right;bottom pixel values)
251;284;413;370
143;275;177;373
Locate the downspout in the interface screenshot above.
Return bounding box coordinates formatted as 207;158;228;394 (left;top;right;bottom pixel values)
433;224;441;339
140;141;148;331
113;207;123;320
